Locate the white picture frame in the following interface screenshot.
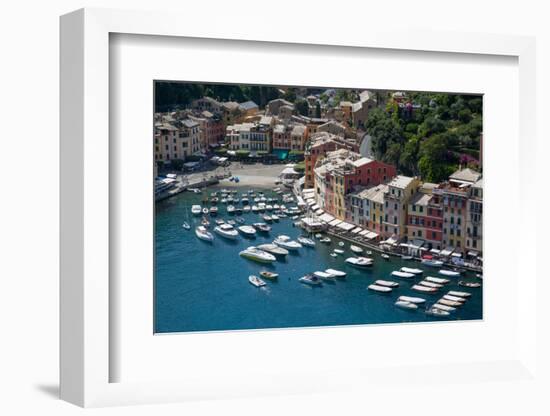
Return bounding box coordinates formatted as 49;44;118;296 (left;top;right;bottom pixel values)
60;7;538;408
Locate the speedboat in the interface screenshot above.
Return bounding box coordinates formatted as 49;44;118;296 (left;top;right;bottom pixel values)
418;280;443;289
432;303;456;312
262;215;273;223
297;236;316;247
325;269;346;278
368;284;392;293
443;294;467;303
458;281;481;288
243;205;251;213
241;197;249;205
260;271;279;280
381;253;390;260
271;214;280;222
437;298;462;307
266;205;273;211
195;226;214;242
395;300;418;310
426;307;450;317
425;276;449;284
448;290;471;298
209;206;218;216
253;222;271;233
345;257;374;268
191;205;202;216
350;245;363;254
401;267;423;275
412;284;437;293
248;275;266;287
313;271;335;281
375;280;399;288
215;219;225;225
227;205;235;214
214;223;239;239
235;217;245;224
299;274;322;286
391;271;414;278
273;235;302;251
319;237;331;244
333;249;344;255
239;247;276;263
238;225;257;237
182;221;190;230
439;269;461;277
257;243;288;257
398;295;426;304
421;259;444;267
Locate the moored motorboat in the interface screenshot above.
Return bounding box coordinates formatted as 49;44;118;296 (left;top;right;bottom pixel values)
313;271;335;281
391;271;414;278
235;217;245;224
253;222;271;233
350;245;363;254
412;284;438;293
448;290;471;298
401;267;423;275
345;257;374;268
238;225;257;237
381;253;390;260
439;269;461;277
214;223;238;239
273;235;302;251
432;303;456;312
209;206;218;215
251;205;259;213
319;237;331;244
426;307;450;317
458;281;481;288
182;221;190;230
333;249;344;255
271;214;280;222
375;280;399;288
260;271;279;280
418;280;443;289
243;205;251;213
256;243;288;257
421;259;444;267
227;205;235;214
248;275;266;287
398;295;426;304
239;247;276;263
443;294;467;303
395;300;418;310
191;205;202;215
325;269;346;278
195;226;214;242
262;215;273;223
368;284;392;293
425;276;450;284
297;236;316;247
299;274;322;286
201;217;210;227
437;298;462;307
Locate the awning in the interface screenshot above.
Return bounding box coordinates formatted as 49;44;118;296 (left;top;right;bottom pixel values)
311;204;320;211
359;230;369;236
467;250;479;257
430;248;441;254
337;222;355;231
440;247;454;256
451;252;462;258
319;213;335;223
329;219;342;226
351;227;363;234
365;231;379;239
314;208;324;215
307;199;315;206
301;217;324;227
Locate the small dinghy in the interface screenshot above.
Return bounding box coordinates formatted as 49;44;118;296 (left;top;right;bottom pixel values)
391;271;414;279
195;226;214;242
330;253;337;258
381;253;390;260
395;300;418;310
249;275;266;287
350;245;363;254
182;221;190;230
333;249;344;255
325;269;346;278
439;269;461;277
375;280;399;288
320;237;331;244
260;271;279;280
458;281;481;288
401;267;423;275
338;241;345;247
398;296;426;304
368;284;392;293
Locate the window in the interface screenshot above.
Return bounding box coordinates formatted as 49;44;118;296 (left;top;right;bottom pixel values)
432;231;436;239
418;230;422;237
394;203;398;210
419;206;423;213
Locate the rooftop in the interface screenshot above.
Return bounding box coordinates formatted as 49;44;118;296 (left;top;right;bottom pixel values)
353;184;389;204
410;192;431;206
388;175;416;189
239;101;259;111
449;168;481;184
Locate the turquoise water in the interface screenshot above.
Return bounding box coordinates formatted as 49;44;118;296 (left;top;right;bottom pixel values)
155;187;483;333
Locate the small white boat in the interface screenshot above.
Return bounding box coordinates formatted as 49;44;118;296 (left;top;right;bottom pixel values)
401;255;414;261
391;271;414;278
195;226;214;242
395;300;418;310
401;267;423;275
251;205;259;213
437;298;462;307
381;253;390;260
191;205;202;216
421;259;444;267
366;251;372;255
238;225;257;237
350;245;363;254
398;295;426;304
299;274;322;286
412;284;438;293
227;219;236;226
256;243;288;257
425;276;450;284
215;219;225;225
239;247;276;263
214;223;239;239
209;206;218;215
375;280;399;288
249;275;266;287
325;269;346;278
227;205;235;214
262;215;273;223
368;284;392;293
333;249;344;255
182;221;190;230
443;294;467;303
432;303;455;312
338;241;345;247
260;271;279;280
313;271;335;281
315;233;323;239
330;253;337;258
426;307;450;317
459;281;481;288
273;235;302;251
271;214;280;222
418;280;443;289
297;236;316;247
320;237;331;244
345;257;374;268
265;205;273;211
448;290;471;298
439;269;461;277
253;223;271;233
243;205;251;213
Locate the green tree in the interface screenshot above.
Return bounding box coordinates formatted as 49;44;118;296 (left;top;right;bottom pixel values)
315;102;321;118
295;99;309;116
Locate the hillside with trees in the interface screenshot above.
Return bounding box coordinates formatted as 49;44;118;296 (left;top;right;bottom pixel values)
365;93;482;183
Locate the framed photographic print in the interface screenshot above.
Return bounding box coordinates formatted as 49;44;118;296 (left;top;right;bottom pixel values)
60;7;539;408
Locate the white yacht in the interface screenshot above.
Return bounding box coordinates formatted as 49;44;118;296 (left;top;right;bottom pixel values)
238;225;257;237
401;267;423;275
273;235;302;251
195;226;214;242
313;271;335;281
299;274;322;286
256;243;288;257
191;205;202;216
345;257;374;268
214;223;239;239
391;270;414;278
239;247;276;263
325;269;346;278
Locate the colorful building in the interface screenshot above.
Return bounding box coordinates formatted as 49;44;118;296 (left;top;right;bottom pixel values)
381;175;421;239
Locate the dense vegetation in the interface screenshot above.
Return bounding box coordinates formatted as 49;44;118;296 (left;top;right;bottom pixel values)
365;93;482;183
155;82;281;111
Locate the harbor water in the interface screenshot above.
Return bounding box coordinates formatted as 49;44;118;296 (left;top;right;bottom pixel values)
155;187;483;333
